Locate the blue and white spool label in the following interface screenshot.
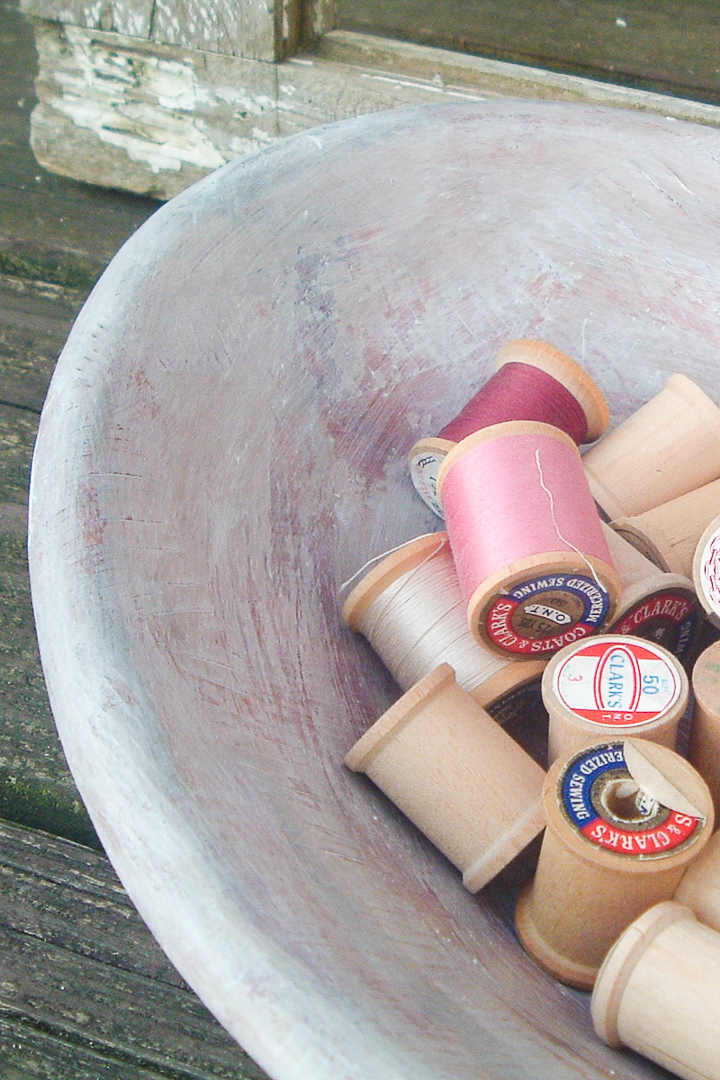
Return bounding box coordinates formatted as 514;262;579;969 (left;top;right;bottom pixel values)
560;742;701;857
485;572;610;655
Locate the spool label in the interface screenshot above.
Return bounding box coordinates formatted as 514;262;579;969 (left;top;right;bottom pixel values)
560;742;702;857
610;590;699;662
553;638;681;726
698;528;720;618
409;451;444;519
486;675;544;727
484;573;610;655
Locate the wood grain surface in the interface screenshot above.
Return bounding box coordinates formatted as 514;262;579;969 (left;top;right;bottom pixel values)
1;818;267;1078
28;99;720;1080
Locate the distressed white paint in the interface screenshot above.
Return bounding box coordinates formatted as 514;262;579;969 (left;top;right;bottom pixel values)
36;23;281;175
47;28;226;170
27;20;720;199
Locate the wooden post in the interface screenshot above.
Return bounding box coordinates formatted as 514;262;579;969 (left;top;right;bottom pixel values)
686;639;720;815
612;475;720;579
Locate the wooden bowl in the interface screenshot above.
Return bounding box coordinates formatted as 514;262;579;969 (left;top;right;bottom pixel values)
28;99;720;1080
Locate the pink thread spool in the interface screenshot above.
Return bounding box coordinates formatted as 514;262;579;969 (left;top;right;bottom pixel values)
437;420;620;658
602;523;701;664
344;664;546;891
341;532;547;725
583;373;720;521
408;338;609;518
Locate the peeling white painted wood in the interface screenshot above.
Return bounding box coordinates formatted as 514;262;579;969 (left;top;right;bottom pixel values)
29;21;279;196
25;22;720;200
149;0;279;62
21;0;154;39
21;0;287;59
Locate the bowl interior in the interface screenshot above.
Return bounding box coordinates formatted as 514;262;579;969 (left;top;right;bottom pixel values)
28;99;720;1080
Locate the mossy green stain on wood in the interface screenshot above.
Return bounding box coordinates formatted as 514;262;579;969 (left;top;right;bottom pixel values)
0;247;99;292
0;771;100;848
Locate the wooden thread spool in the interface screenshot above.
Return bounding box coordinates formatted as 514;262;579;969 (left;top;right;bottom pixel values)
693;512;720;627
514;738;714;989
612;475;720;579
675;826;720;933
582;373;720;520
342;532;547;724
344;664;546;891
602;522;701;663
592;901;720;1080
686;638;720;816
543;635;688;767
408;338;609;518
437;420;620;658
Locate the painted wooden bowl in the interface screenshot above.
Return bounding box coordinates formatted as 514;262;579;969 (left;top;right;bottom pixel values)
28;100;720;1080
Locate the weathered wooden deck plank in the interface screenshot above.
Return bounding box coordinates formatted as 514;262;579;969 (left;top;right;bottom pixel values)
1;818;269;1079
0;0;160;844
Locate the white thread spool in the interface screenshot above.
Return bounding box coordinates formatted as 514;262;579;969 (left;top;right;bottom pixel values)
583;373;720;520
543;634;688;767
342;533;547;723
592;901;720;1080
344;664;546;891
602;523;701;663
612;475;720;578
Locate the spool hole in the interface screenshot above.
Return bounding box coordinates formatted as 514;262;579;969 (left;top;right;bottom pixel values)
600;779;656;823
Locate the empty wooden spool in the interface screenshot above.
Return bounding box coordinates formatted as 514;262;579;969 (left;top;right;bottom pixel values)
674;827;720;932
612;475;720;579
602;523;700;663
344;664;546;892
592;901;720;1080
514;738;714;989
686;638;720;816
341;532;547;725
543;635;688;767
582;373;720;521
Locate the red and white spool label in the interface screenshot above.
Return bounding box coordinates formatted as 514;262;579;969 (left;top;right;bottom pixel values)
553;638;681;726
698;527;720;618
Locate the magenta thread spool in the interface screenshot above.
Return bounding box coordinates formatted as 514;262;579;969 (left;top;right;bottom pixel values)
408;338;610;518
341;532;547;723
437;420;620;658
